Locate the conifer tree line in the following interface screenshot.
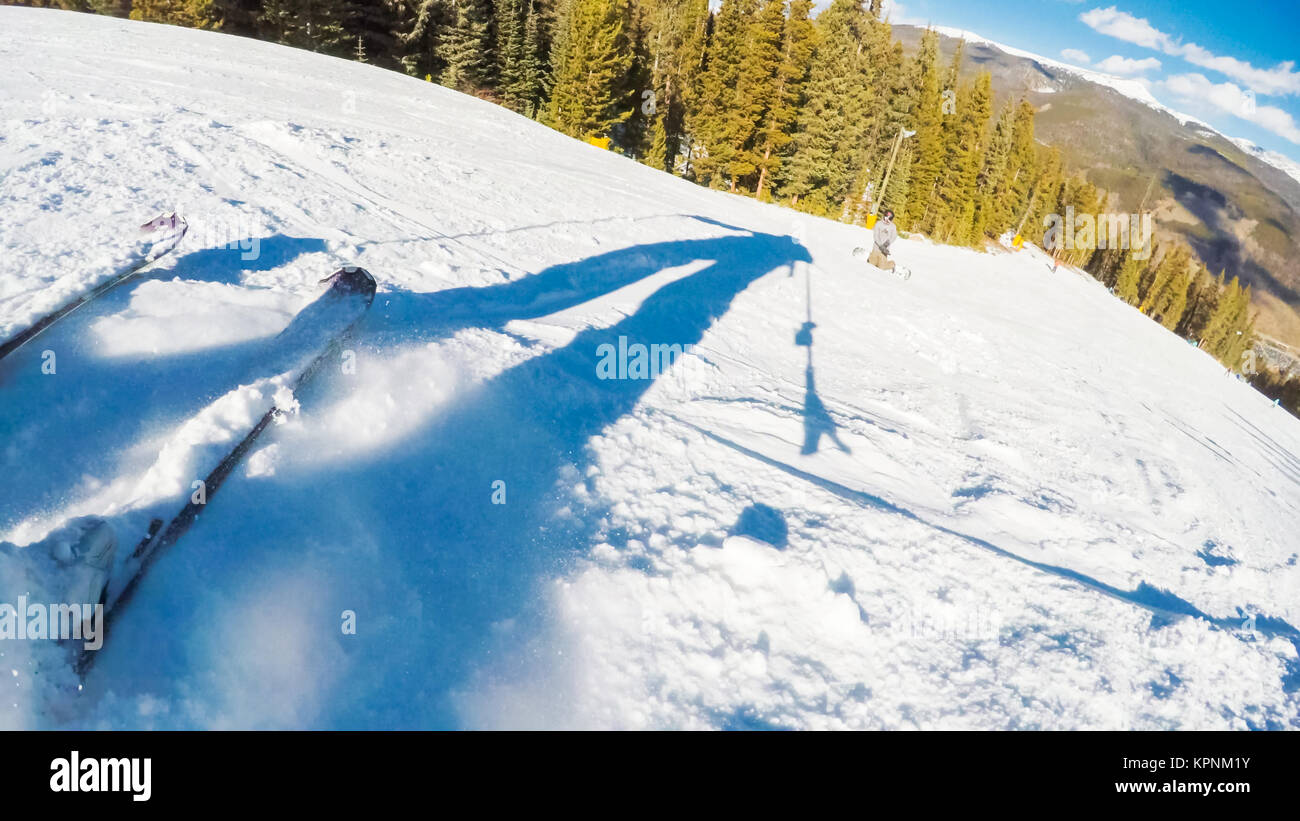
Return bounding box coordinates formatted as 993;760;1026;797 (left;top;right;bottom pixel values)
1088;236;1256;361
1083;226;1295;412
18;0;1295;414
24;1;1042;241
1064;176;1287;410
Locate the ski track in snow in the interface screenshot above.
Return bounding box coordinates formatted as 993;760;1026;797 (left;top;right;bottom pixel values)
0;7;1298;729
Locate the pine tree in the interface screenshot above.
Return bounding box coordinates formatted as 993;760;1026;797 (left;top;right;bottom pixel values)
644;110;669;169
1185;271;1222;337
1222;300;1256;368
497;0;528;110
258;0;350;53
1027;146;1063;250
913;37;965;233
651;0;711;177
440;0;494;92
88;0;133;17
904;29;943;231
343;1;402;70
1114;246;1146;305
545;0;634;140
692;0;756;187
943;37;964;91
517;0;547;116
1202;275;1253;361
753;0;814;200
850;39;915;224
616;0;656;153
1141;244;1189;316
1151;264;1192;330
993;101;1037;236
837;11;898;221
933;70;991;245
1175;265;1214;338
1061;176;1103;267
131;0;218;28
777;0;873;214
388;0;452;79
879;140;913;224
1161;276;1190;331
972;99;1014;239
720;0;789;190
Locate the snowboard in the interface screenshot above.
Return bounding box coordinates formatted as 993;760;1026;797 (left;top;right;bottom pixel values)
852;246;911;280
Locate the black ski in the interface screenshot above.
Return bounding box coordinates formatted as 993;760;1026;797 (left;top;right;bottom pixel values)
0;213;188;363
75;266;377;675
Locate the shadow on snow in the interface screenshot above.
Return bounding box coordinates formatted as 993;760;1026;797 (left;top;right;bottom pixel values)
88;228;811;728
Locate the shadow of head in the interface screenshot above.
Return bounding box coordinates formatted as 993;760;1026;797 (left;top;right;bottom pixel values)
731;503;789;549
151;235;331;285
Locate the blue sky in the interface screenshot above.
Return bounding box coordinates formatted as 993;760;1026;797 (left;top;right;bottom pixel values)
882;0;1300;162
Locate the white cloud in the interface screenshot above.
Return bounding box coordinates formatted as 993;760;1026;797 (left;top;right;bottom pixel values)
1165;73;1300;144
1094;55;1162;75
1061;48;1092;65
1081;6;1300;96
1177;43;1300;98
1080;6;1170;50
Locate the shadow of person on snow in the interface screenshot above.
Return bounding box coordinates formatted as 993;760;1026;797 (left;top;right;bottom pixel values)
108;229;811;727
141;235;331;286
368;218;764;346
0;234;341;522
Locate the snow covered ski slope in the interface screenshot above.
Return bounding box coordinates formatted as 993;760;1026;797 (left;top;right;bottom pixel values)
1;7;1298;729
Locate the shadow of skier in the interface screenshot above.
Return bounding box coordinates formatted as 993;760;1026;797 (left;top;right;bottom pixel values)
86;229;811;729
367;217;760;346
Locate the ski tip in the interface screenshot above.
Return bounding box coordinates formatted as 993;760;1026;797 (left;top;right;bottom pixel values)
140;212;185;233
320;266;377;302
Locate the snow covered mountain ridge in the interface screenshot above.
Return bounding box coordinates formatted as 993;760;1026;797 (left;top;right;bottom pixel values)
1;7;1299;730
1229;136;1300;188
925;24;1300;187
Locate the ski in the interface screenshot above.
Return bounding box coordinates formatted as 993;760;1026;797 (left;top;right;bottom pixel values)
0;213;188;363
73;266;377;676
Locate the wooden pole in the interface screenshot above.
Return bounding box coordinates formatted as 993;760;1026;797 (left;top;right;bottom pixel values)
1015;186;1038;235
870;126;906;221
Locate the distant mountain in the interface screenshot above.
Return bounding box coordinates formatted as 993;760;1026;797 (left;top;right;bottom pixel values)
894;24;1300;348
1229;137;1300;189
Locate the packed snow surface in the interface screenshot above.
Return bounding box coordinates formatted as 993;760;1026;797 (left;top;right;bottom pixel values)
1;7;1298;729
